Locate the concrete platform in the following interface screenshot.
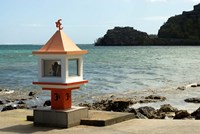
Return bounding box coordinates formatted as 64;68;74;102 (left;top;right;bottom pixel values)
1;109;200;134
81;110;135;126
34;106;88;128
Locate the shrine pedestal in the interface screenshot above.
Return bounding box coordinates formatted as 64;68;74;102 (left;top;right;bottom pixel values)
34;106;88;128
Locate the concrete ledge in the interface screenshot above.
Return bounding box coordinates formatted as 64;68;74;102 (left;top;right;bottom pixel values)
34;106;88;128
81;110;135;126
1;109;200;134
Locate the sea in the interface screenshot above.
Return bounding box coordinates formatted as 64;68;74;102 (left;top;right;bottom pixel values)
0;44;200;112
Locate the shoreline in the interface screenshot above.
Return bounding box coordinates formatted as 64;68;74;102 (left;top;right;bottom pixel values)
0;82;200;119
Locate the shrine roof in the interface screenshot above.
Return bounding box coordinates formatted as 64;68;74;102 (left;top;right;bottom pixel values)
32;30;87;55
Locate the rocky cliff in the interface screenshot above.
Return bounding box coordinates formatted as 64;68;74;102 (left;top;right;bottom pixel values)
95;27;150;46
158;3;200;40
95;3;200;46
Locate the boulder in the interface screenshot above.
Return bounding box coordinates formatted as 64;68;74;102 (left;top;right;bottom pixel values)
159;104;178;112
127;108;147;119
43;100;51;107
191;107;200;120
174;110;190;119
137;106;156;119
184;98;200;103
79;98;136;112
105;98;132;112
1;105;16;112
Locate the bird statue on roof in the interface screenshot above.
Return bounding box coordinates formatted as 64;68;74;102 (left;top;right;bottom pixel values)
55;19;63;30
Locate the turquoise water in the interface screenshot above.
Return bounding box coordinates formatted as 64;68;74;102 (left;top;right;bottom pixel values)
1;45;200;109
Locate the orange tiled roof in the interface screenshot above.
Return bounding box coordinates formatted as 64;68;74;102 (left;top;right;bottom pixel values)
32;30;87;55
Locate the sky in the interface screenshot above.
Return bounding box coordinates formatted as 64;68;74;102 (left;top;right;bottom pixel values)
1;0;200;44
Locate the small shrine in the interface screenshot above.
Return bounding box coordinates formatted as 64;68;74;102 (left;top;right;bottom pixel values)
32;19;88;128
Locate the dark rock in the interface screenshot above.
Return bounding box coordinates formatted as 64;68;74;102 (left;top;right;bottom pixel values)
105;98;136;112
191;84;197;87
159;104;178;112
174;110;190;119
5;100;11;103
197;83;200;87
145;95;166;101
0;100;4;105
105;99;131;112
110;95;115;98
127;108;147;119
79;98;136;112
139;95;166;104
191;107;200;120
17;100;25;104
0;89;3;92
31;105;38;109
1;105;16;112
177;86;186;90
139;99;157;103
184;98;200;103
137;106;156;119
151;110;166;119
43;100;51;107
28;91;36;97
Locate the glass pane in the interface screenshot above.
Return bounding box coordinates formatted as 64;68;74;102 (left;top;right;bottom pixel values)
43;60;61;77
68;59;79;76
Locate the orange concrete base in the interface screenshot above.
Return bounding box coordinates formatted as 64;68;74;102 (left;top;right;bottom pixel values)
51;89;72;110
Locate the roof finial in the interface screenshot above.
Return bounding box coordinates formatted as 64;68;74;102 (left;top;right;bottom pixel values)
55;19;63;30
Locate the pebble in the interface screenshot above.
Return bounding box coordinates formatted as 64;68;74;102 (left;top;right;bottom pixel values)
28;91;36;97
43;100;51;107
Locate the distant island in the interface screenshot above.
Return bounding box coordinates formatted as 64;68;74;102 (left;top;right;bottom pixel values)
95;3;200;46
